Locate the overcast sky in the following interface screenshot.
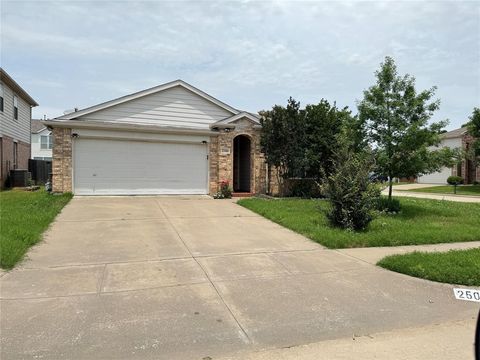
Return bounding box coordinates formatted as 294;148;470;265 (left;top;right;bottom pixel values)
1;0;479;129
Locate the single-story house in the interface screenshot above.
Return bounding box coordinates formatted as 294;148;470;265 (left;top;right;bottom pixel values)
45;80;276;196
417;127;479;184
31;119;53;160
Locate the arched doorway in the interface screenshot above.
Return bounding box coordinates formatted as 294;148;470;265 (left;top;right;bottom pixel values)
233;135;251;192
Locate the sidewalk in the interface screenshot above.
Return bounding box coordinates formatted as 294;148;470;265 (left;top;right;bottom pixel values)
221;318;478;360
338;241;480;264
383;183;480;203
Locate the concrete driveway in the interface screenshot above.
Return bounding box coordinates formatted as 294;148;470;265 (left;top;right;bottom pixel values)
1;197;477;359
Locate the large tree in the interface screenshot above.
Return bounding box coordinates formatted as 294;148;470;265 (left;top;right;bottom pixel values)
260;98;355;193
358;56;455;200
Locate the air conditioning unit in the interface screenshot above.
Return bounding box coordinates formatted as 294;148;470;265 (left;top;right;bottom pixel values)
9;169;31;187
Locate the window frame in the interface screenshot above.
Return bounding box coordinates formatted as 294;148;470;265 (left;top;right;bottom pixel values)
13;142;18;168
13;95;18;120
40;133;53;150
0;83;4;112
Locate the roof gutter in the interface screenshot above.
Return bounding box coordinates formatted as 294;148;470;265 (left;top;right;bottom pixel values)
44;120;219;136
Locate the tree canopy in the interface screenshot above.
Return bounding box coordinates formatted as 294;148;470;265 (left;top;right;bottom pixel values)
467;107;480;157
259;98;356;187
357;56;455;199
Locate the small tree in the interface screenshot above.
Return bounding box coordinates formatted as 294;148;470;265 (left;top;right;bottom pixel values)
358;56;455;201
323;134;380;231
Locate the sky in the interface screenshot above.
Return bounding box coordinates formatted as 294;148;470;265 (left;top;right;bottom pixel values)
1;0;479;130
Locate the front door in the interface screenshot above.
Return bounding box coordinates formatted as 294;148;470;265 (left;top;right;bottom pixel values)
233;135;251;192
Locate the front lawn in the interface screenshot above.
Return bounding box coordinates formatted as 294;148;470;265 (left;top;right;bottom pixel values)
403;185;480;196
0;190;72;269
377;248;480;286
238;197;480;248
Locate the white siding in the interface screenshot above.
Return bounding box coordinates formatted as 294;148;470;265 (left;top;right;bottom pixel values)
0;81;31;144
79;85;233;129
31;128;53;160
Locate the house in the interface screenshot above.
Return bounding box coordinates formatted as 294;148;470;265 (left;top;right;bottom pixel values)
31;119;53;160
417;127;479;184
0;68;39;188
45;80;273;195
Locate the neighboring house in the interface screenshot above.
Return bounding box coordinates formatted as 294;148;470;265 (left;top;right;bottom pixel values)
417;127;479;184
0;68;39;188
45;80;274;195
31;119;53;160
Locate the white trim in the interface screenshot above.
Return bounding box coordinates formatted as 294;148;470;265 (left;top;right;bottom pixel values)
211;112;260;127
44;119;219;136
56;80;239;120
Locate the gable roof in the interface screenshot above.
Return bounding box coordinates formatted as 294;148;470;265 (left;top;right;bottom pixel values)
56;79;239;120
210;112;260;129
442;127;468;139
31;119;47;133
1;68;39;106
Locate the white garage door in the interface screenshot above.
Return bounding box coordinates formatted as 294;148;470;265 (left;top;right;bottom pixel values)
417;166;451;184
73;138;208;195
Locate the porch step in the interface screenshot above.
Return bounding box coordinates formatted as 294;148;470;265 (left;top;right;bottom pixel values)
232;192;254;198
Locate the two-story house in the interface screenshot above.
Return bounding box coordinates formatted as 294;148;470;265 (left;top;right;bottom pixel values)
31;119;53;161
0;68;39;187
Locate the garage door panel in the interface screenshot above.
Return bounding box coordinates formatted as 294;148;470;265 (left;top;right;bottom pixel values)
74;138;208;195
417;167;451;184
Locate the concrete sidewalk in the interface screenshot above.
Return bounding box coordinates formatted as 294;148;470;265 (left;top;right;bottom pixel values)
383;183;480;203
339;241;480;264
221;318;478;360
1;196;478;359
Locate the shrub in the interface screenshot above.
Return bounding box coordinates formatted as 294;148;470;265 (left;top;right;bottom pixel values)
323;149;380;231
447;176;463;194
447;176;463;185
285;178;323;198
376;196;401;213
473;180;479;185
213;180;232;199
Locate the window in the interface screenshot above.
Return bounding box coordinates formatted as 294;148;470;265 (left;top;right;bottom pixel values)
0;83;4;112
13;95;18;120
13;142;18;168
40;134;53;149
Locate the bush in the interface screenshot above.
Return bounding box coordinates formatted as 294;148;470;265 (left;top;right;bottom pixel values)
376;196;401;213
285;178;323;198
473;180;479;185
447;176;463;185
213;180;232;199
323;149;380;231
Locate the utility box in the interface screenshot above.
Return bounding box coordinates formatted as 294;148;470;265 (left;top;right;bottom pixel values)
9;169;31;187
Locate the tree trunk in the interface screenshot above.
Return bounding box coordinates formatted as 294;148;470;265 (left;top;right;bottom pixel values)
388;176;393;201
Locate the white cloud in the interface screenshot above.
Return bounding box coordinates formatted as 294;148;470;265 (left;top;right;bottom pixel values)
1;0;477;128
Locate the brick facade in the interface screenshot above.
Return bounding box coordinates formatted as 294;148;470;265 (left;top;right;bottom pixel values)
0;135;30;188
52;127;72;193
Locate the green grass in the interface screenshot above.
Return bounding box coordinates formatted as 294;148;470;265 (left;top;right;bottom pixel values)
377;248;480;286
238;197;480;248
0;190;72;269
404;185;480;196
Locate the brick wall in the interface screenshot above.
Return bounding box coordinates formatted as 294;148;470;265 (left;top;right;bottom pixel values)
0;135;30;188
52;127;72;193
